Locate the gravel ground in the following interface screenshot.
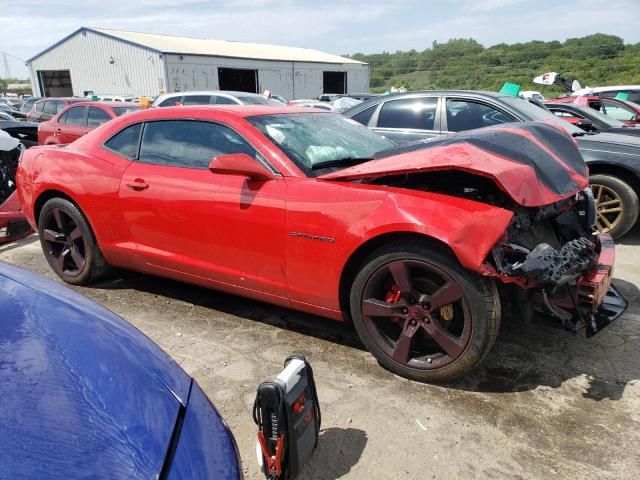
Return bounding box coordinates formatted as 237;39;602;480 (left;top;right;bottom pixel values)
1;229;639;480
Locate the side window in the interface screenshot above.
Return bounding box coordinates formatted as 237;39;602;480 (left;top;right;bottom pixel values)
446;99;514;132
64;107;87;126
377;97;438;130
601;101;636;122
553;109;583;119
88;107;112;127
213;96;236;105
351;105;377;125
104;123;142;160
58;111;68;124
36;102;45;112
43;102;57;115
138;120;256;169
182;95;211;105
159;97;183;107
55;102;67;114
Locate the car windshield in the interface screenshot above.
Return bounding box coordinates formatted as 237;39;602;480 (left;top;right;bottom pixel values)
112;106;142;116
248;113;395;176
501;96;584;135
237;95;281;106
575;106;627;127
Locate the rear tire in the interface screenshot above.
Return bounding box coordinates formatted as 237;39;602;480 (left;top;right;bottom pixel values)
349;242;500;383
38;198;110;285
590;174;639;239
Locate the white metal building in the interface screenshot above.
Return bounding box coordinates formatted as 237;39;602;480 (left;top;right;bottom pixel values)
26;27;369;100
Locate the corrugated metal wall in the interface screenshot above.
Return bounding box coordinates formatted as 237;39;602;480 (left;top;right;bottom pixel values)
27;30;370;99
28;30;166;97
165;54;369;99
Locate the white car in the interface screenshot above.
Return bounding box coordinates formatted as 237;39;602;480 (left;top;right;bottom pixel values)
520;91;545;101
152;90;281;107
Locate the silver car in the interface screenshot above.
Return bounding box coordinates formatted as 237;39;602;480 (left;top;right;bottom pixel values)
152;90;281;107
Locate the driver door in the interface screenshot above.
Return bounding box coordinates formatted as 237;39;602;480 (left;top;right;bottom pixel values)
118;119;287;297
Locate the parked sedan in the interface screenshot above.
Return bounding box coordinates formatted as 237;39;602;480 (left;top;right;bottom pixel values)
545;101;640;137
547;96;640;126
153;90;281;107
344;91;640;238
16;105;624;382
20;96;42;113
39;101;142;145
0;261;241;478
0;102;28;119
27;97;85;123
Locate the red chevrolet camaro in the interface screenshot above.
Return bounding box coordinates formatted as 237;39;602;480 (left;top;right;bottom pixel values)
16;106;626;382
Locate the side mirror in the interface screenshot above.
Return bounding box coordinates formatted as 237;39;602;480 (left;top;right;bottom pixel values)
208;153;273;181
576;118;595;131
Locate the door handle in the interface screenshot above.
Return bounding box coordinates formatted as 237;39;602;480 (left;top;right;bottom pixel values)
126;179;149;190
54;128;62;136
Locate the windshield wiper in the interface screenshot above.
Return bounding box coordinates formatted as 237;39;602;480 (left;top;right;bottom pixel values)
311;156;374;170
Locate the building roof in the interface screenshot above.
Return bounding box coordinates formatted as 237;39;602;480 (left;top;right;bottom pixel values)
27;27;365;65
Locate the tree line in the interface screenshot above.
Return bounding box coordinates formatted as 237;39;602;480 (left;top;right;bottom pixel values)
347;34;640;95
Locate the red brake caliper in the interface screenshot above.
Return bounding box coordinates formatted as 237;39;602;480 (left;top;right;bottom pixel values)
385;285;404;326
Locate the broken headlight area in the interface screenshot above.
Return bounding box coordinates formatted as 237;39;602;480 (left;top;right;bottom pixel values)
1;135;23;205
484;190;624;335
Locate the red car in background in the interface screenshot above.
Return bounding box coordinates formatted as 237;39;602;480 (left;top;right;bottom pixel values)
27;98;85;123
548;95;640;126
39;102;142;145
16;106;625;382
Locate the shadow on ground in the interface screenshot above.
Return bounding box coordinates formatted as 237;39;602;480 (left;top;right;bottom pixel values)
298;427;368;480
0;234;38;254
92;265;640;402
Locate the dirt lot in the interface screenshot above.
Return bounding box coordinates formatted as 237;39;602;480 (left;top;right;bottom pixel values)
1;229;639;480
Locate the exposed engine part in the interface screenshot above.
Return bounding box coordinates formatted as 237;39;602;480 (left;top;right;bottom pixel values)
0;134;22;205
510;238;596;286
542;289;574;323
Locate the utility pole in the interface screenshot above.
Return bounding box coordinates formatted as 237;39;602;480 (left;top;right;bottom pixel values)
2;53;10;78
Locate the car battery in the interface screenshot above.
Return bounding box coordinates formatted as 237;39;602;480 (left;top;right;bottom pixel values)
253;355;320;480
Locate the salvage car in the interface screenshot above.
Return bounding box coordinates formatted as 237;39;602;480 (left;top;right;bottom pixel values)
152;90;281;107
16;106;625;382
345;91;640;238
545;101;640;137
547;96;640;126
0;261;241;479
38;101;142;145
0;130;32;243
27;97;85;123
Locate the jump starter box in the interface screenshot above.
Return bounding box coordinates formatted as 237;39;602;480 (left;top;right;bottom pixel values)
253;355;321;479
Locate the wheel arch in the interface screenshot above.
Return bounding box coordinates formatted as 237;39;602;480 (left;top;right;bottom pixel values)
34;189;80;227
338;231;456;320
588;162;640;197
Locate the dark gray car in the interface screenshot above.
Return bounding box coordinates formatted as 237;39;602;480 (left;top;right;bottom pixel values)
344;90;640;239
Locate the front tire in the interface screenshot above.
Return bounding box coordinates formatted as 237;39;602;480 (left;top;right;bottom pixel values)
590;174;639;239
349;243;500;383
38;197;110;285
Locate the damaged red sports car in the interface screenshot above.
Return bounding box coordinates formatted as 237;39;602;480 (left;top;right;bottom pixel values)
16;106;626;382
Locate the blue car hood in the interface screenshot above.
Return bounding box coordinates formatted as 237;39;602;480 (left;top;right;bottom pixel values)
0;262;191;479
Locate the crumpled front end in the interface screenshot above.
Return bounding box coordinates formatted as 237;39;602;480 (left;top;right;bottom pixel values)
481;189;627;335
1;135;32;244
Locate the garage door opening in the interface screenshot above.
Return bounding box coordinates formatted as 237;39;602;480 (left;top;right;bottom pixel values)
218;68;258;93
323;71;346;94
38;70;73;97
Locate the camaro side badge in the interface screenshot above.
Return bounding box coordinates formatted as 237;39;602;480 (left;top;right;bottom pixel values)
289;232;336;243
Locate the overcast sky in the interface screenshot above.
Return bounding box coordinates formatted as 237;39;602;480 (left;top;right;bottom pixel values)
2;0;639;79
